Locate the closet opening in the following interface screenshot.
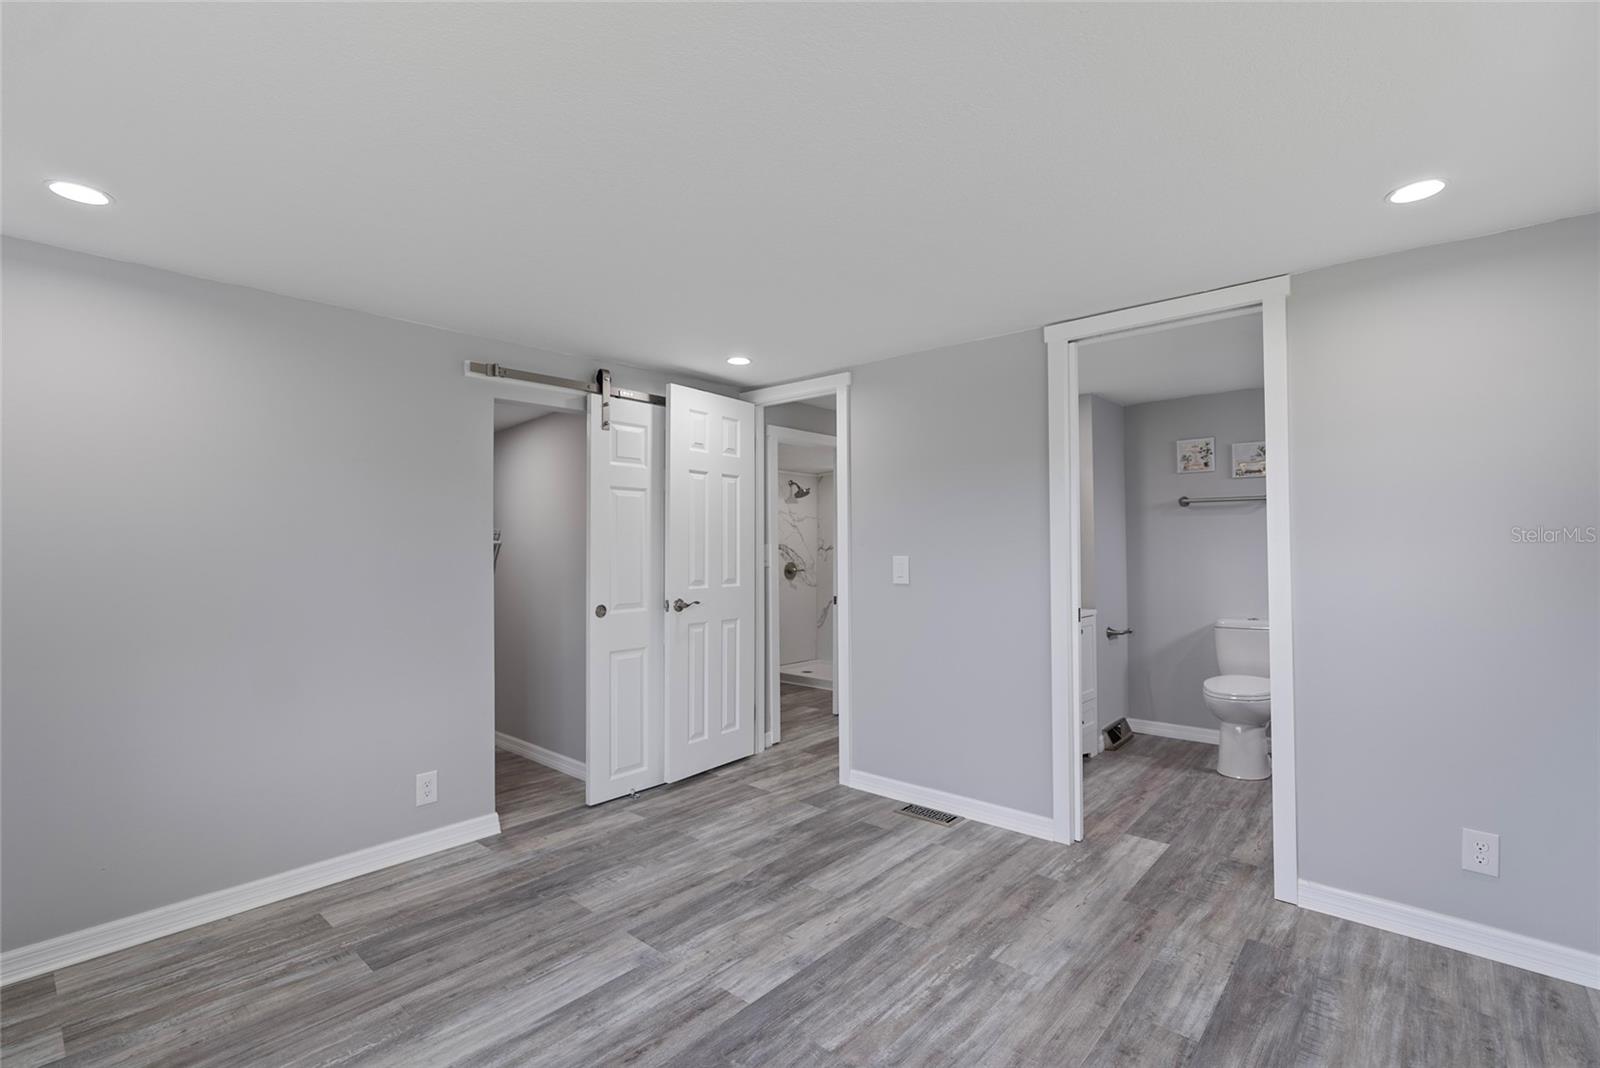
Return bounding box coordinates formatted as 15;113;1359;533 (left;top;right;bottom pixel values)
492;398;590;801
478;365;761;808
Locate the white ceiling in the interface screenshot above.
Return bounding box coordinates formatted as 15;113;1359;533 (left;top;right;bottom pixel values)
4;5;1595;387
778;445;835;477
1080;311;1263;407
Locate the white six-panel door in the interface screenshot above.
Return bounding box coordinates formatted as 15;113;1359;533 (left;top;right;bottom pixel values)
665;385;757;781
585;394;665;805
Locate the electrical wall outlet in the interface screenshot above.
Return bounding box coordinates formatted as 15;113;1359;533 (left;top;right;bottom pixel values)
416;770;438;807
1461;828;1499;877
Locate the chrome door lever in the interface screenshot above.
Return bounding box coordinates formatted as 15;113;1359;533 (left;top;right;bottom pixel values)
1106;627;1134;640
671;598;702;613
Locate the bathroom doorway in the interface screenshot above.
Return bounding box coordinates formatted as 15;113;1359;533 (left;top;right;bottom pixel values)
1073;315;1272;856
764;422;838;742
1046;277;1300;904
740;373;854;780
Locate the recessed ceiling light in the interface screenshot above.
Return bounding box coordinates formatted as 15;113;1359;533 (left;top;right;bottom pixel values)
726;355;751;366
47;180;113;206
1387;178;1445;205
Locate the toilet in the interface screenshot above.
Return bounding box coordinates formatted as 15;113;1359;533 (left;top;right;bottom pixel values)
1202;618;1271;780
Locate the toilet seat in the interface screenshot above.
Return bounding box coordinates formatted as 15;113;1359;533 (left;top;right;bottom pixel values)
1202;674;1270;701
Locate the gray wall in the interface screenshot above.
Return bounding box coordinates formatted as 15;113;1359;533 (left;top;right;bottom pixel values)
6;214;1594;960
844;215;1597;955
493;413;586;762
1087;395;1130;731
850;331;1054;816
1290;216;1598;952
0;238;724;950
1124;389;1267;732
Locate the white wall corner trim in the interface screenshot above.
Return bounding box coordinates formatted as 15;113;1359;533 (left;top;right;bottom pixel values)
495;731;587;780
1298;880;1600;990
1128;718;1221;746
0;813;502;985
846;770;1056;841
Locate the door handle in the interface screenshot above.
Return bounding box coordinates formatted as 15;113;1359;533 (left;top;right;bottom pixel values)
1106;627;1134;640
671;598;702;613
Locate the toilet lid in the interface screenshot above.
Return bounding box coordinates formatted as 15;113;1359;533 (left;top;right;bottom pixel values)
1204;674;1270;700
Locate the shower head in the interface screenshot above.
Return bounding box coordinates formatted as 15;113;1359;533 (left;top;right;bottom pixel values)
786;479;811;500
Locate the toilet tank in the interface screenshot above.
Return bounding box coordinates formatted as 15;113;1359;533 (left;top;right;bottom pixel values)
1214;618;1270;677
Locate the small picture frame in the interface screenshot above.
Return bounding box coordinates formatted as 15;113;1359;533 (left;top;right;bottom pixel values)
1231;440;1267;479
1176;437;1215;473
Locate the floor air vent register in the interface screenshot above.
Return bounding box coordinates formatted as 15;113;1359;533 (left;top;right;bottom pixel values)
899;804;961;826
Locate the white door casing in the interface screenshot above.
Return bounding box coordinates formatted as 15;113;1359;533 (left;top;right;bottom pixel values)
1044;276;1296;902
665;385;757;781
741;372;852;781
585;393;665;805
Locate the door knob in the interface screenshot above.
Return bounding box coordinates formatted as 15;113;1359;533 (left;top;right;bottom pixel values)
1106;626;1134;640
671;598;702;613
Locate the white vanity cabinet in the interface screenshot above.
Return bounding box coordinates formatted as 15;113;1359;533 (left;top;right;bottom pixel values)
1078;609;1100;757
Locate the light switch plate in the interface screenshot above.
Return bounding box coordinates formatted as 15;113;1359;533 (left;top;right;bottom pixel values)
892;555;910;585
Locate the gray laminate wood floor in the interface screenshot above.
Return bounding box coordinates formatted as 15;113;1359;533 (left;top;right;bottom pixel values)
4;687;1596;1066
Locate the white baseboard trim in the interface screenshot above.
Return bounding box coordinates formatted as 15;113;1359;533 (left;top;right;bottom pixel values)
1298;879;1600;990
779;676;834;692
0;813;501;985
846;769;1056;841
1129;718;1220;745
495;732;585;780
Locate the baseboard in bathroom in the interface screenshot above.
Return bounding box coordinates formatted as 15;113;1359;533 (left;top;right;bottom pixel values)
1127;718;1220;745
779;675;833;691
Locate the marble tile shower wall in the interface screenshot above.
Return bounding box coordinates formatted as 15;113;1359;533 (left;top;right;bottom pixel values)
777;471;834;664
816;472;835;659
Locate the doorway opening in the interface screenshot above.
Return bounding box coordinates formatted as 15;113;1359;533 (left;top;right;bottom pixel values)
475;364;765;809
742;374;853;785
475;368;668;810
767;422;838;742
1074;312;1272;865
1047;277;1298;903
492;398;590;794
